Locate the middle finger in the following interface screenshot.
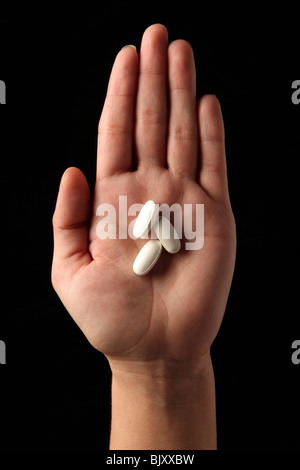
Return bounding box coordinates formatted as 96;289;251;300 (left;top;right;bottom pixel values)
135;24;168;170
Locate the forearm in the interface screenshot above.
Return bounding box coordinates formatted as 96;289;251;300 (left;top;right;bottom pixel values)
109;353;217;450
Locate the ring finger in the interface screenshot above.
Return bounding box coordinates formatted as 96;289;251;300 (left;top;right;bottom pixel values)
167;40;198;179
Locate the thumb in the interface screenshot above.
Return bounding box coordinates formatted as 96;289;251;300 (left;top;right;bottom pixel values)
52;167;92;291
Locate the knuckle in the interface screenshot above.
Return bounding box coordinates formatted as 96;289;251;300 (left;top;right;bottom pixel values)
98;123;131;138
169;125;197;142
137;107;164;127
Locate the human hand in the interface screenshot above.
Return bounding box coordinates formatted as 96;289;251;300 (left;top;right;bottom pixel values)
52;24;236;378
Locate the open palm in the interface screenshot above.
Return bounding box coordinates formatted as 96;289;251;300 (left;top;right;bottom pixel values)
52;25;236;371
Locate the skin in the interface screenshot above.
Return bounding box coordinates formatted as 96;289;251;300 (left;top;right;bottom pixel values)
52;24;236;449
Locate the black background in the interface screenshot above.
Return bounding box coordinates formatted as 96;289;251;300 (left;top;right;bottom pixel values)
0;2;298;449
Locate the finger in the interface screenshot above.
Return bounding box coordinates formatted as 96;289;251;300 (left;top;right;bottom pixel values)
198;95;229;202
52;167;92;289
167;40;198;179
135;24;168;170
97;45;138;180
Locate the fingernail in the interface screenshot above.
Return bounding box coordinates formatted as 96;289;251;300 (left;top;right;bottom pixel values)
122;44;136;51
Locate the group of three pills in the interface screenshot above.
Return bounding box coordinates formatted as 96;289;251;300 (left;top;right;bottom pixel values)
132;200;181;276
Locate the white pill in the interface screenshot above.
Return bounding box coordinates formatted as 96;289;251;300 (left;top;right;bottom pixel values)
133;240;162;276
154;216;181;254
133;200;158;239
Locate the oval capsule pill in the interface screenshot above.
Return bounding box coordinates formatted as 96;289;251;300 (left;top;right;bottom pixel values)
133;240;162;276
133;200;158;239
154;215;181;254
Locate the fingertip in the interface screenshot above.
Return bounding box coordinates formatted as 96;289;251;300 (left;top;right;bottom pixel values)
142;23;168;46
168;38;194;57
198;94;219;112
110;44;139;83
145;23;168;35
59;166;89;191
121;44;137;51
118;44;138;60
199;94;222;113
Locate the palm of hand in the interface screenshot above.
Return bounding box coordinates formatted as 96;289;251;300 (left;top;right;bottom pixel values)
62;169;234;362
52;25;236;369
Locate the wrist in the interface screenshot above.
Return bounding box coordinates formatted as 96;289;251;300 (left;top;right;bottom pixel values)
109;352;217;449
109;352;214;407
